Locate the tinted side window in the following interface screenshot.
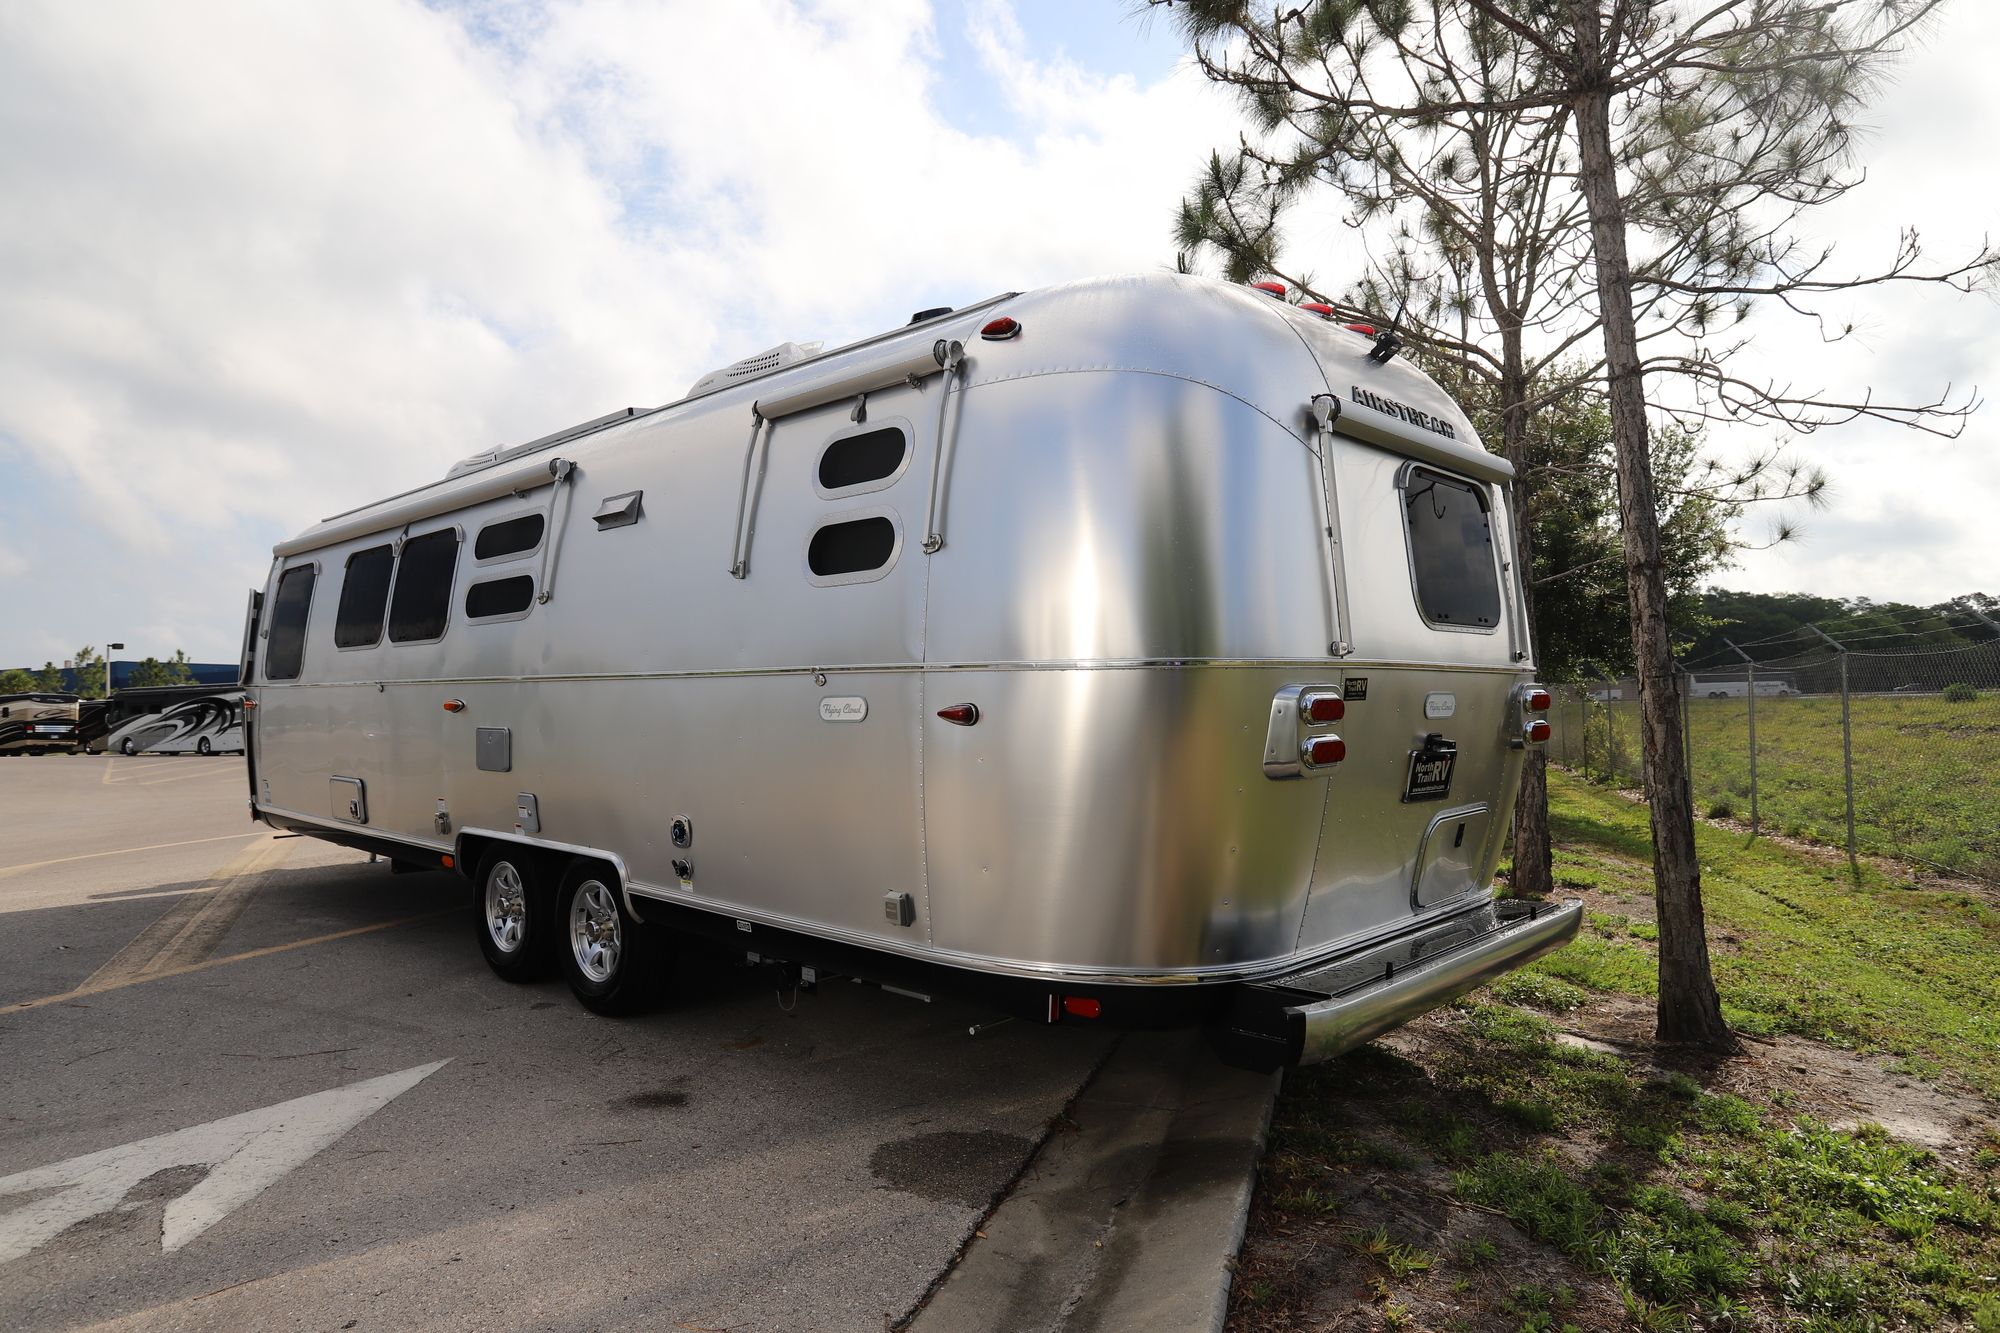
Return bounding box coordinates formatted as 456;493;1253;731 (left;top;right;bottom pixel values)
818;427;908;491
1402;468;1500;629
334;545;395;648
808;516;897;578
388;529;459;642
266;564;317;680
465;575;535;619
475;513;544;560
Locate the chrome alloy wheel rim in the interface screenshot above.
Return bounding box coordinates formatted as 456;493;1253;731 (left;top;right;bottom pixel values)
484;861;528;955
569;880;621;983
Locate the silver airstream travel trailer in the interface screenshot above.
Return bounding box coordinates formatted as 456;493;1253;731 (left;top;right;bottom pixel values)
245;273;1580;1069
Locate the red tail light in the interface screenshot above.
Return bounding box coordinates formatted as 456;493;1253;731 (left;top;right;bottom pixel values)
980;316;1020;341
936;703;980;726
1250;280;1286;297
1525;719;1552;744
1302;735;1346;767
1525;687;1552;712
1062;995;1102;1019
1302;691;1345;724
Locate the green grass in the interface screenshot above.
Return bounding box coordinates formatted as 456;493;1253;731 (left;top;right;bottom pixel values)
1555;692;2000;880
1238;769;2000;1333
1527;772;2000;1098
1425;1003;1994;1327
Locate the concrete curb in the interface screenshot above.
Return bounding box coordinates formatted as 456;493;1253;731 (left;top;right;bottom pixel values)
908;1031;1279;1333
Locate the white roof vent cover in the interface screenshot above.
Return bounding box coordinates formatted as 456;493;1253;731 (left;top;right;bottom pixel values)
687;340;822;399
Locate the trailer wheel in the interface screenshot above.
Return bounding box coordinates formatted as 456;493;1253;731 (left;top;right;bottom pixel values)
474;848;553;982
557;861;658;1016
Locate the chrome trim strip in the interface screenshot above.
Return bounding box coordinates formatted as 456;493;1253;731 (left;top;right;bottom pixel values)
250;658;1536;690
1293;899;1582;1065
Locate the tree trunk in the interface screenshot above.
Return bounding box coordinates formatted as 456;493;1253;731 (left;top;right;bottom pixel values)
1500;344;1555;900
1572;83;1738;1051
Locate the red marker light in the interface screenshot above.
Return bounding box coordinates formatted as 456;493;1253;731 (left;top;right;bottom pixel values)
980;316;1020;341
1062;996;1102;1019
1302;735;1346;767
1250;280;1286;297
1525;719;1552;744
443;699;466;713
1525;687;1552;712
441;853;455;870
1299;302;1334;317
1302;692;1345;724
936;703;980;726
1344;322;1377;335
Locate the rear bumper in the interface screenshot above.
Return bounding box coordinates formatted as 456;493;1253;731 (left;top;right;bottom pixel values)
1212;897;1584;1071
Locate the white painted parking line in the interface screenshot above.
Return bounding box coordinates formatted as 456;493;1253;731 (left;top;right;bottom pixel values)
0;832;265;881
0;1061;449;1264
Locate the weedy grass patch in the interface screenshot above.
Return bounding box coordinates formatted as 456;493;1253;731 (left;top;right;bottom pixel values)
1536;772;2000;1098
1230;772;2000;1333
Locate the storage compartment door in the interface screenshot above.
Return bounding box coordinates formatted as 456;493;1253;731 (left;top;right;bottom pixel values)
1413;804;1490;908
331;776;368;825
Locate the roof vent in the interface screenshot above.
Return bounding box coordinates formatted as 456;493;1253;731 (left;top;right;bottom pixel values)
686;341;823;400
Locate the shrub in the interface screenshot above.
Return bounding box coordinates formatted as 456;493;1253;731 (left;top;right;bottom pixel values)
1707;796;1737;820
1942;682;1978;703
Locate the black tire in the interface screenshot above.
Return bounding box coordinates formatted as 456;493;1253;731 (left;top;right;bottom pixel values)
473;848;554;982
556;860;659;1016
196;737;213;755
120;737;138;755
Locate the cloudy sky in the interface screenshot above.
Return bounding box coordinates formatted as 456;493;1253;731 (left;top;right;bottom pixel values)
1;0;1993;669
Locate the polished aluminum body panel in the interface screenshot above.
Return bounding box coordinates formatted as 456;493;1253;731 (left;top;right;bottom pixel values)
250;272;1538;990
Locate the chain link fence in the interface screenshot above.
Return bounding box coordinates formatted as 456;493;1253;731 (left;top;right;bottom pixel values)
1547;638;2000;883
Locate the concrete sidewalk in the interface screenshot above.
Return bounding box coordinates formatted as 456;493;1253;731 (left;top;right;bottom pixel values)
909;1030;1279;1333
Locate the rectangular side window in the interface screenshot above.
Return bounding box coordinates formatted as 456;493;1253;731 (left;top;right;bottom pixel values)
1401;466;1501;630
266;564;318;680
334;544;396;648
388;528;460;643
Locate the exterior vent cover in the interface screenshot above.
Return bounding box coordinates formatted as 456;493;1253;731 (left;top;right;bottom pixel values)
686;341;823;400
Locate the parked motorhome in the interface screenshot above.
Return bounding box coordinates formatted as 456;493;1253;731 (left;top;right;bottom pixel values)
98;686;247;755
246;273;1579;1070
0;693;80;755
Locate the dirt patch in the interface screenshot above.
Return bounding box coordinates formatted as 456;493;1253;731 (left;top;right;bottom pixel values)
1538;993;1999;1164
1230;1098;1628;1333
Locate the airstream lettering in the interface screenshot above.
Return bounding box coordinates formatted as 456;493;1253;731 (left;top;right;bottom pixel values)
247;273;1580;1070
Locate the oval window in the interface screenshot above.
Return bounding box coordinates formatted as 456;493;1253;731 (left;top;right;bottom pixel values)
465;574;535;619
475;513;545;560
807;516;897;579
817;427;908;492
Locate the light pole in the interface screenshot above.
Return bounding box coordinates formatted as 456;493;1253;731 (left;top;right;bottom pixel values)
105;643;124;698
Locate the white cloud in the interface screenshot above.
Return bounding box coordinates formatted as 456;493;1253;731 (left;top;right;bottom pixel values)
0;0;1238;662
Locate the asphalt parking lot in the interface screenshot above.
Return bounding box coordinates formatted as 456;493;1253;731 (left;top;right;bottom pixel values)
0;754;1114;1332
